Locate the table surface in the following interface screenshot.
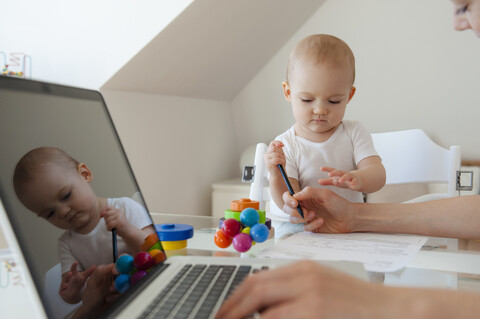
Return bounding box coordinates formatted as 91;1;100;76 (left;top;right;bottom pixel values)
152;213;480;291
2;213;480;318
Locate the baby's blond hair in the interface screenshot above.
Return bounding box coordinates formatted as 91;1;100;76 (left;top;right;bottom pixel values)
286;34;355;84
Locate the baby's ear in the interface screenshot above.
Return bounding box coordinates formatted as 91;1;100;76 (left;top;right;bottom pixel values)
282;81;292;102
348;86;356;103
77;163;93;182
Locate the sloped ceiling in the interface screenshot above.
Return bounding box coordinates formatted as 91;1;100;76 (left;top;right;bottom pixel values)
102;0;326;101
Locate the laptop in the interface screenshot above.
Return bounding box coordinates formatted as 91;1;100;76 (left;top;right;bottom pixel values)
0;76;368;319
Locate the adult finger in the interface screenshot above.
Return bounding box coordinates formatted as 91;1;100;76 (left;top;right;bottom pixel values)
217;266;306;319
282;191;297;209
83;265;97;278
303;218;324;232
70;261;79;273
259;299;310;319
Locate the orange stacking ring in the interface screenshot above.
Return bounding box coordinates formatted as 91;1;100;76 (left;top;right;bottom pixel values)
230;198;259;212
141;232;160;251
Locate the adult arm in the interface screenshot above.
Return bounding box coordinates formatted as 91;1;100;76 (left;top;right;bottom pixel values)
216;260;480;319
283;187;480;239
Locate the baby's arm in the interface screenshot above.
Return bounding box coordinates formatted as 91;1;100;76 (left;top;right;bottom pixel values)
318;156;386;193
59;261;96;304
264;141;301;211
101;207;153;252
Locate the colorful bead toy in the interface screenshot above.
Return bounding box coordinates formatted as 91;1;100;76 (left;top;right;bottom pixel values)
214;198;273;252
114;232;167;293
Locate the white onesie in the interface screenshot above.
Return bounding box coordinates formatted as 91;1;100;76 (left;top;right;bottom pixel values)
269;120;379;223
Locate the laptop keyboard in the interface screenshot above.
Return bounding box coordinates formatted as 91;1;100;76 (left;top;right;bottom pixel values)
139;264;264;319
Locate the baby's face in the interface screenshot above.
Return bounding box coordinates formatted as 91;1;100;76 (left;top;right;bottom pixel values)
19;163;99;233
451;0;480;37
286;59;354;142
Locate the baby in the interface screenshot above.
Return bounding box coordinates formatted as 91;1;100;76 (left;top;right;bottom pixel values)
265;34;386;235
13;146;155;304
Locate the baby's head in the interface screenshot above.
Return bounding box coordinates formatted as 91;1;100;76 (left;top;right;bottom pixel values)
284;34;356;140
286;34;355;85
13;147;99;232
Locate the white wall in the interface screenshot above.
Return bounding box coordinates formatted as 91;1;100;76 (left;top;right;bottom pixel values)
0;0;192;89
102;90;239;216
232;0;480;161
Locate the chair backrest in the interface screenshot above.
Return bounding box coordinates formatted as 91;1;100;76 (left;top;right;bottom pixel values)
371;129;461;197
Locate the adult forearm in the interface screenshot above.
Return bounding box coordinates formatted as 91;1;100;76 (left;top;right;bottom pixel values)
385;285;480;319
353;195;480;238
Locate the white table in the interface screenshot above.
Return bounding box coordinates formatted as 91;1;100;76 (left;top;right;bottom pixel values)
3;213;480;318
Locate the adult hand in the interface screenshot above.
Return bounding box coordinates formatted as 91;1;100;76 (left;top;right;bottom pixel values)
71;263;120;319
282;187;355;233
216;260;389;319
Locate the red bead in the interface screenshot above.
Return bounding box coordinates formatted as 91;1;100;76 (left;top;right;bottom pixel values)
133;251;155;270
221;218;242;238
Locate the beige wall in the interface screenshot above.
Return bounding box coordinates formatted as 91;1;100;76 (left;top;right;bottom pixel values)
232;0;480;160
102;90;239;216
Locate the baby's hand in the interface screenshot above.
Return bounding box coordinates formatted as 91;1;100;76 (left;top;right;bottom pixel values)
318;167;362;191
264;140;285;175
101;207;128;234
59;261;96;304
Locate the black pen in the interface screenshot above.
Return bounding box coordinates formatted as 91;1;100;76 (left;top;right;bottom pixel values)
112;228;118;263
277;164;304;219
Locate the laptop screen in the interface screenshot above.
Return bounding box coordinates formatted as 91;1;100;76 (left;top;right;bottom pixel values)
0;76;165;318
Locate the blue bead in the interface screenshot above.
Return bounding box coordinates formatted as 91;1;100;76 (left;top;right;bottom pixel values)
116;254;134;274
115;274;131;293
250;223;269;243
240;208;259;227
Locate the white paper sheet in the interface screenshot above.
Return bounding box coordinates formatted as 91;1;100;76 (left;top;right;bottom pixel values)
257;232;428;272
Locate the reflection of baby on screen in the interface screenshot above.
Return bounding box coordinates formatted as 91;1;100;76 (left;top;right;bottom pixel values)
12;147;155;304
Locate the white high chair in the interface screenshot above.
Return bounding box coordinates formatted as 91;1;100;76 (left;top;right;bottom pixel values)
247;143;269;210
370;129;464;202
371;129;476;205
370;128;474;251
